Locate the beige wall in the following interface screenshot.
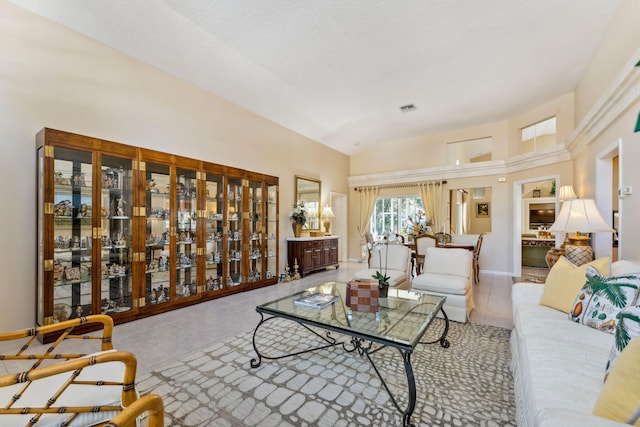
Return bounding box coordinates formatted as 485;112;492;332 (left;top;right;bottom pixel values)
575;0;640;123
571;0;640;260
0;1;349;330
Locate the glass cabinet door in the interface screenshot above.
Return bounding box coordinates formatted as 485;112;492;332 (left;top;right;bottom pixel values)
144;163;171;306
226;177;243;288
99;155;134;315
247;180;263;284
204;172;224;291
175;168;198;299
51;147;94;322
265;182;278;281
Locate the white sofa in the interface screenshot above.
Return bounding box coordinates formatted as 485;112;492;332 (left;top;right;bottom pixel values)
511;260;639;427
354;243;411;290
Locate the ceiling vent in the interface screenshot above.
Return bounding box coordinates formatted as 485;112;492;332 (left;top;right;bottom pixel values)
399;104;417;113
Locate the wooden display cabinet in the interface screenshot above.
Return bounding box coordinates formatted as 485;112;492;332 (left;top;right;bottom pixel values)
37;128;279;341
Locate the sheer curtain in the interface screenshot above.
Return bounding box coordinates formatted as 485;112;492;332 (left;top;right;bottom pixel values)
419;181;444;233
356;187;379;259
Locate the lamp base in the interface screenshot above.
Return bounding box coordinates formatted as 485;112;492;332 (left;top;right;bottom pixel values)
564;245;594;266
545;247;565;269
323;220;331;234
567;234;591;246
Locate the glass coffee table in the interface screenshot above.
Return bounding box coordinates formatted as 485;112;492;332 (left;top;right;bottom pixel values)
250;282;449;427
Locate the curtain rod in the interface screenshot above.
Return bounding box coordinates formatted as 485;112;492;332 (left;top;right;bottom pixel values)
354;180;447;191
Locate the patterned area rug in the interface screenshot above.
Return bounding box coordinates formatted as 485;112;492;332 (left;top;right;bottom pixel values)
137;318;515;426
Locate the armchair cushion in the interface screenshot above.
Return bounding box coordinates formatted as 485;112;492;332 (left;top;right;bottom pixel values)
423;247;472;278
368;244;410;272
412;273;469;295
354;269;408;288
355;244;411;290
0;350;137;427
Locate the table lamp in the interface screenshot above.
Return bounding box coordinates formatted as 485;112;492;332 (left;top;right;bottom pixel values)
548;199;613;266
558;185;577;202
321;206;335;234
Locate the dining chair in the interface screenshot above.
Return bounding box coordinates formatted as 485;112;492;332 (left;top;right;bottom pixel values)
434;232;452;246
414;233;437;275
472;233;484;285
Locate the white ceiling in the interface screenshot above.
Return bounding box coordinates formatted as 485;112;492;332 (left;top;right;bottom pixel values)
9;0;620;155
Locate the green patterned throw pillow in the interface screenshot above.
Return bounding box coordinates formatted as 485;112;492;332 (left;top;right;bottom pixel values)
605;306;640;381
569;266;640;333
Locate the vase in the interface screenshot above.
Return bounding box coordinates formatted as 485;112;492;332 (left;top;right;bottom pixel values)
378;283;389;298
292;222;302;237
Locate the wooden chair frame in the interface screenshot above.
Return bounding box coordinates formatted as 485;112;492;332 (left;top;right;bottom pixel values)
0;315;153;426
103;393;164;427
413;233;437;275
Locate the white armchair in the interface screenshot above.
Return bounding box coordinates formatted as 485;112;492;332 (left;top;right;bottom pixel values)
354;243;411;290
411;247;475;322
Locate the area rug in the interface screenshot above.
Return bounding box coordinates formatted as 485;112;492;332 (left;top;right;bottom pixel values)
136;319;515;426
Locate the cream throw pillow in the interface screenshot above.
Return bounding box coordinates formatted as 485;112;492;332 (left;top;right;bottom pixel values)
539;256;610;313
593;336;640;425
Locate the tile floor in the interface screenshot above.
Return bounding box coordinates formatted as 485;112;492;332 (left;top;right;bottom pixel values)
0;261;515;376
112;261;514;375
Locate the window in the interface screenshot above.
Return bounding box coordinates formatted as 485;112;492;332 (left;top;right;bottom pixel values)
370;196;424;239
447;137;492;166
521;117;556;153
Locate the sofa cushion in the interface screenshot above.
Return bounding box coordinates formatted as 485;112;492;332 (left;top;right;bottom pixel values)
612;259;640;276
605;306;640;380
412;272;470;295
540;256;610;313
518;333;612;420
568;267;640;333
593;336;640;425
513;303;613;351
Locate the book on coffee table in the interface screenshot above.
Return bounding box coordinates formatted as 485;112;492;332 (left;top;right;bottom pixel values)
293;293;340;309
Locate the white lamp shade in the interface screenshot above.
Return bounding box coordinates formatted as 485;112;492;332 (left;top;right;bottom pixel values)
558;185;577;201
321;206;335;218
548;199;613;233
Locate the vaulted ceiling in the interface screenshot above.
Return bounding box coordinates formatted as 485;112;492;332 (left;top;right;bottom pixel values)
9;0;621;155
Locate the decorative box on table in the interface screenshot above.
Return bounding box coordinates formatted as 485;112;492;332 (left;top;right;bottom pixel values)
346;279;379;313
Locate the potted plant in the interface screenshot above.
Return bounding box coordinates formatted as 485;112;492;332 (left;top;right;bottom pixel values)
372;233;390;297
289;200;307;237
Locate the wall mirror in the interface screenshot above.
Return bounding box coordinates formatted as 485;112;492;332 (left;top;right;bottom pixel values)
448;187;492;234
295;176;321;230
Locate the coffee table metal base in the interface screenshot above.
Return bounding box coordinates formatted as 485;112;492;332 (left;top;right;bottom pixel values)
250;308;450;427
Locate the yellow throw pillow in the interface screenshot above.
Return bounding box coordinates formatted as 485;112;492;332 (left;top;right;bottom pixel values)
539;256;610;313
593;336;640;425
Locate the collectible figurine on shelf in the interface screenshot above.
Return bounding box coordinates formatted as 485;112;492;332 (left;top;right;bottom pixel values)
71;173;86;187
149;289;157;304
115;198;126;217
146;179;158;193
77;203;90;218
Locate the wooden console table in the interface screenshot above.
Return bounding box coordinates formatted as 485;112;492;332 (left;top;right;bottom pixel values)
286;236;339;277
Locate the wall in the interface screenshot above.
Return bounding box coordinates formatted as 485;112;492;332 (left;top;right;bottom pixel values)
571;0;640;261
0;1;349;330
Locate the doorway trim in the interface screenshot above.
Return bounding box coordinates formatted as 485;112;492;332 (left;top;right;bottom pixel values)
594;140;619;260
512;174;560;278
330;192;347;262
